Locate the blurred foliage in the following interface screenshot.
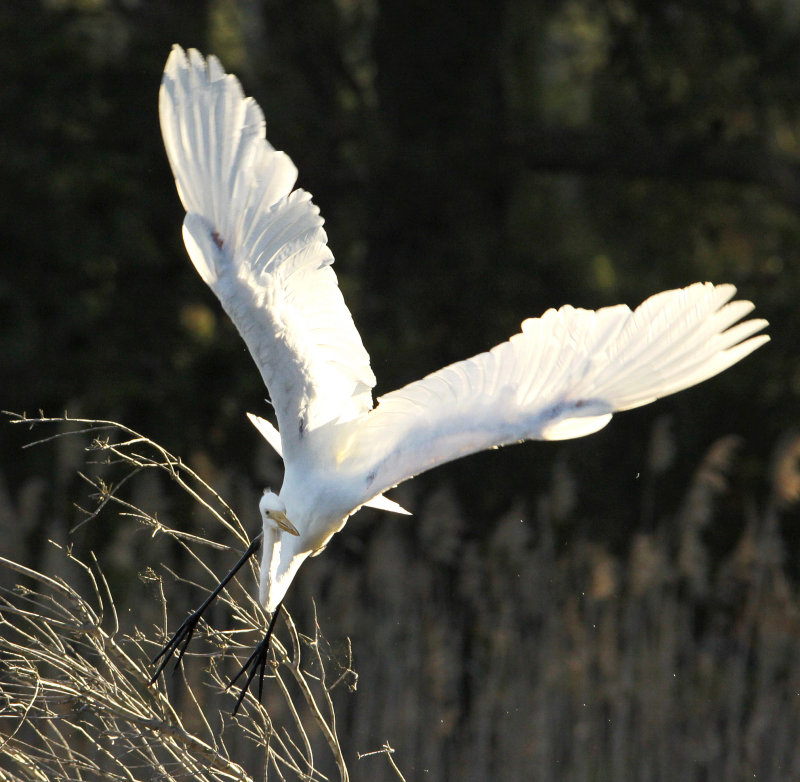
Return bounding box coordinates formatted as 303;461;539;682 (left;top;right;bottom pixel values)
2;1;799;560
4;2;800;778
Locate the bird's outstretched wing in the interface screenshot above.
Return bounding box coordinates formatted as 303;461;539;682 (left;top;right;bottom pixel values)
160;46;375;459
344;283;768;500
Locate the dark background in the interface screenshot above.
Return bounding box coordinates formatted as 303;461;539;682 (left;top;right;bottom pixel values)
3;1;800;779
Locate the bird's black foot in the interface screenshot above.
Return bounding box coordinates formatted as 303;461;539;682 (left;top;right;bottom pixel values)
150;607;204;683
150;533;263;685
228;601;283;715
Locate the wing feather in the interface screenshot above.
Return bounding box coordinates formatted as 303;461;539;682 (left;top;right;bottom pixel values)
160;46;375;458
343;283;768;500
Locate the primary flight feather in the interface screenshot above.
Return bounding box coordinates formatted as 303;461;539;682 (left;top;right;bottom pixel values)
155;45;768;707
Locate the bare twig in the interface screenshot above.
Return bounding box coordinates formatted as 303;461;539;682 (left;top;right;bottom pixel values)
357;743;407;781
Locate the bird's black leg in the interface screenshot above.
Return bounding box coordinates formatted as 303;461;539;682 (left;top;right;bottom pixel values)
228;600;284;715
150;532;263;684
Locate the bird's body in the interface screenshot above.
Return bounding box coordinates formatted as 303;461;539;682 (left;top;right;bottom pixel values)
155;46;769;706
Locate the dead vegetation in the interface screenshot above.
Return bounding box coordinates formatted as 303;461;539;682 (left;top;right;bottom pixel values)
2;413;799;780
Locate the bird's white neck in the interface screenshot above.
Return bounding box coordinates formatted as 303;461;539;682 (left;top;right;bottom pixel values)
258;525;310;613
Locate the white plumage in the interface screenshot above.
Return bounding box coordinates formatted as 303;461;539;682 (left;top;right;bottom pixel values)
156;46;768;701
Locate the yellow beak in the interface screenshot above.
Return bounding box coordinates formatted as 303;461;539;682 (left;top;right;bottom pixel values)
268;510;300;536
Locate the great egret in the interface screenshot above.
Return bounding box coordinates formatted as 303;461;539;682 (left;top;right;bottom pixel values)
152;45;769;710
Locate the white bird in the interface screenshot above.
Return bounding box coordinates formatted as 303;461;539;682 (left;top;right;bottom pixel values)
152;45;769;709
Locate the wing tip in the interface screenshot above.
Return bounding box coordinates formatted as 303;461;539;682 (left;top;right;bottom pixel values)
163;44;238;90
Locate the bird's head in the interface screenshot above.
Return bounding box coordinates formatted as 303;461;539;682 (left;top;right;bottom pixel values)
259;490;300;536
